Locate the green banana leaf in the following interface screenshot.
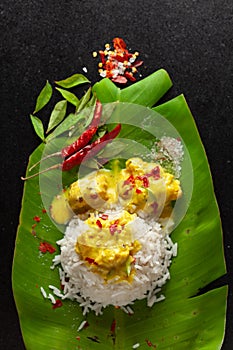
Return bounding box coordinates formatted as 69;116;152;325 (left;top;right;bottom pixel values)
12;70;227;350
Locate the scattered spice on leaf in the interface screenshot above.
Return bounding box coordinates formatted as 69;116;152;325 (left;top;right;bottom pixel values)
145;339;156;348
39;241;56;254
93;37;143;84
33;216;41;223
110;319;116;333
52;299;63;309
42;208;47;214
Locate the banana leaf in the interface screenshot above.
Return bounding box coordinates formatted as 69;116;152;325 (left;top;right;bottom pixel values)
12;70;227;350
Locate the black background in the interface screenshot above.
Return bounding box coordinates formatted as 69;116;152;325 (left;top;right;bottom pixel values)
1;1;233;349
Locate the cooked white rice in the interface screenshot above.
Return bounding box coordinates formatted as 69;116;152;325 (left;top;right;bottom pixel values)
52;213;177;315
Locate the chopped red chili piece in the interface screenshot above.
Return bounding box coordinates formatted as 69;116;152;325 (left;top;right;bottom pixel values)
110;319;116;333
136;175;149;188
143;176;149;188
124;175;135;186
76;336;81;341
31;223;37;229
109;224;118;235
33;215;41;222
151;166;160;180
136;188;142;194
96;219;102;229
39;242;56;254
42;208;47;213
52;299;63;309
85;257;98;265
145;339;157;348
94;38;143;84
100;214;108;220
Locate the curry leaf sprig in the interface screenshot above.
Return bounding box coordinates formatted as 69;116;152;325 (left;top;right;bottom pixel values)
31;74;91;142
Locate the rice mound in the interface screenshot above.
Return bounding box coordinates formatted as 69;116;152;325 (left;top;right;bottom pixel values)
52;213;177;315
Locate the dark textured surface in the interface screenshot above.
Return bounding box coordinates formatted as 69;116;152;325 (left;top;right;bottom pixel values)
0;1;233;349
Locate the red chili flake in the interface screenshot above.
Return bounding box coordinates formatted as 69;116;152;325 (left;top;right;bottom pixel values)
136;175;149;188
32;223;37;229
42;208;47;214
85;257;98;265
52;299;63;309
94;38;143;84
112;75;128;84
33;216;41;223
124;175;135;186
145;339;156;348
100;214;108;220
110;319;116;333
39;242;56;254
136;188;142;194
151;166;160;180
124;71;136;82
76;336;81;341
109;224;118;235
142;176;149;188
96;219;102;229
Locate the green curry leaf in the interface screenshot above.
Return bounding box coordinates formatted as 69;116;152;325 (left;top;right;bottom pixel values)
55;87;80;107
46;100;67;134
30;114;45;142
76;86;92;112
55;73;90;89
33;80;52;114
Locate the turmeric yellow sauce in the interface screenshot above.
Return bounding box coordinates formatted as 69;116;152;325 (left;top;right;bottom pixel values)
75;211;141;282
50;158;182;282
